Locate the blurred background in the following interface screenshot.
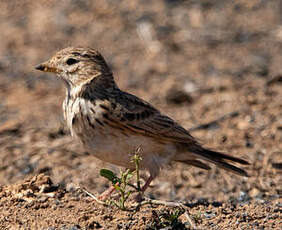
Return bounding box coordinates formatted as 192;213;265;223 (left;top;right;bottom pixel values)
0;0;281;203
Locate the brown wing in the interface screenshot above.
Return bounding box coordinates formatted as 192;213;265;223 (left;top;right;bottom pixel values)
103;90;197;144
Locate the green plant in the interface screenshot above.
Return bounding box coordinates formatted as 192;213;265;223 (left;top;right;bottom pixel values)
98;148;196;229
99;147;142;211
96;148;196;228
192;210;202;224
147;209;187;230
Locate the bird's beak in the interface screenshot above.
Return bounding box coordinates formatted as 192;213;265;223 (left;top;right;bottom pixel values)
35;61;58;73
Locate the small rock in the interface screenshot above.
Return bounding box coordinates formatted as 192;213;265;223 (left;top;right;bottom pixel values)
272;162;282;170
204;211;216;219
68;225;80;230
211;201;222;207
237;191;250;203
38;196;48;203
249;188;260;198
66;183;77;192
267;75;282;86
48;227;56;230
166;88;193;105
237;121;249;130
183;81;198;93
88;220;102;229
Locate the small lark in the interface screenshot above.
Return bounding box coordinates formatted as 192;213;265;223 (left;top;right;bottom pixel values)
35;47;249;200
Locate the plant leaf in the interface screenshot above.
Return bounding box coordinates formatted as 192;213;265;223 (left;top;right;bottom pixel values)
126;172;133;180
125;190;132;200
114;184;122;192
100;169;119;183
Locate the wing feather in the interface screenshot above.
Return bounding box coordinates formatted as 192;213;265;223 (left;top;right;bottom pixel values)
104;91;196;144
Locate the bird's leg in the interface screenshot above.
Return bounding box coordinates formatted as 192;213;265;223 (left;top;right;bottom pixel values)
99;174;155;202
141;175;155;192
98;182;119;201
135;174;155;202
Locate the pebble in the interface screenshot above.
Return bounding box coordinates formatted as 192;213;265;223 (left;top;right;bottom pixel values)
166;88;193;105
249;188;260;198
204;212;216;219
237;191;250;203
68;225;81;230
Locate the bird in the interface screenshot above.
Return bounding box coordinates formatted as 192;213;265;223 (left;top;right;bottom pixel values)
35;47;249;200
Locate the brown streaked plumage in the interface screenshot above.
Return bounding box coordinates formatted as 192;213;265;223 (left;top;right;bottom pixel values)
35;47;249;200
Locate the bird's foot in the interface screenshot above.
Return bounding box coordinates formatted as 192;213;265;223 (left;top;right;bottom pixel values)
134;192;145;203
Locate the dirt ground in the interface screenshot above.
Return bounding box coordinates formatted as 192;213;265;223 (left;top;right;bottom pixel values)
0;0;281;229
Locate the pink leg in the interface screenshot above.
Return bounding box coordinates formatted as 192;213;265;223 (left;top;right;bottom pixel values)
141;175;155;192
135;175;155;202
98;183;119;201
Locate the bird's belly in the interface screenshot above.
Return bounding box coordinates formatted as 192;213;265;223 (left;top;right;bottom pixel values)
78;128;177;171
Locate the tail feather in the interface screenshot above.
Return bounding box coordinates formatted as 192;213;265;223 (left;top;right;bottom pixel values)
180;160;211;170
209;158;249;177
190;146;249;177
202;149;249;165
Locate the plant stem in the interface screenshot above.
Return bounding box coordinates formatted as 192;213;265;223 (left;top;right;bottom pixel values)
134;148;142;191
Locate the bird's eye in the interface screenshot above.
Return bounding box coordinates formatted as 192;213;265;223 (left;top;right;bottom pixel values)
66;58;79;65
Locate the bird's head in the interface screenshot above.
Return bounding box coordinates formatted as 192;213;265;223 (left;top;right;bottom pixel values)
35;47;113;89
